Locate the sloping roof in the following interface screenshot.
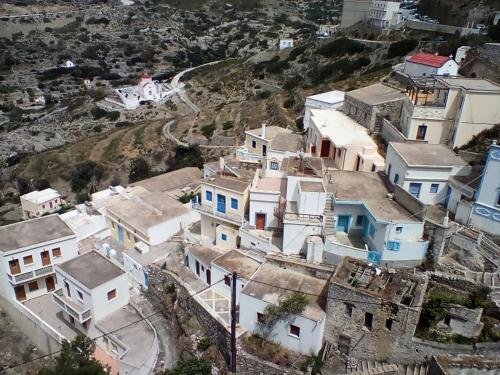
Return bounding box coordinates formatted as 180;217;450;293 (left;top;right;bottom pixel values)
407;53;452;68
57;251;125;289
0;215;75;252
203;175;251;193
390;142;468;167
211;250;261;279
130;167;202;193
242;263;327;321
307;90;345;105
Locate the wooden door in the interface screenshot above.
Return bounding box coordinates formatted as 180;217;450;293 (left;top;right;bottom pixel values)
9;259;21;275
256;213;266;230
45;276;55;292
41;251;51;266
320;139;331;157
416;125;427;140
15;286;26;301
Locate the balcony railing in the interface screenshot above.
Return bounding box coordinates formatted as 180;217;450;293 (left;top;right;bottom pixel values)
7;265;54;284
192;202;244;225
236;148;261;163
52;289;92;324
283;212;323;224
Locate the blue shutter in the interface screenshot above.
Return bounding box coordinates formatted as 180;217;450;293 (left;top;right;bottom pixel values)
231;198;238;210
206;191;212;201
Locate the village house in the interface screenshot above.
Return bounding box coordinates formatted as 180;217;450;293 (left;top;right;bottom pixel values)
20;188;62;219
325;258;427;361
385;142;471;205
403;52;459;77
398;77;500;147
239;263;328;355
114;72;174;110
0;215;78;303
278;38;294;50
342;83;406;132
303;90;345;130
52;251;158;374
186;244;224;286
307;109;385;172
368;0;402;29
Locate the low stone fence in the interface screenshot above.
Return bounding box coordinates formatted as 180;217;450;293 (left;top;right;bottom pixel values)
428;271;480;293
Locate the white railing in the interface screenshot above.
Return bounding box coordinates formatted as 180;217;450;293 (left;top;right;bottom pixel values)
14;300;66;344
8;265;54;284
236;148;261;163
191;202;244;225
52;289;91;323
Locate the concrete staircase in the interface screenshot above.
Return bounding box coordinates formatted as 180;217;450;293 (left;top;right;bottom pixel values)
464;270;500;288
397;364;427;375
347;361;427;375
324;194;335;237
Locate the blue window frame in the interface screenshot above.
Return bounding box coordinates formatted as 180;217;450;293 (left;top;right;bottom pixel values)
409;183;422;198
356;215;364;226
369;223;376;238
251;140;256;148
430;183;439;193
206;191;212;202
221;233;227;241
387;241;401;251
270;161;279;170
231;198;238;210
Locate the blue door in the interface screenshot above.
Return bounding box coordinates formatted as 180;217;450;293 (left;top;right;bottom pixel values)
368;251;382;265
117;225;124;243
444;186;452;208
217;194;226;213
337;215;350;233
409;183;422;199
362;217;370;238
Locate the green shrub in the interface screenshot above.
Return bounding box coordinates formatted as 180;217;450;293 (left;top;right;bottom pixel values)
386;39;418;59
164;357;212;375
196;337;212;351
222;121;234;130
316;37;365;58
91;107;107;120
257;90;272;99
201;123;216;138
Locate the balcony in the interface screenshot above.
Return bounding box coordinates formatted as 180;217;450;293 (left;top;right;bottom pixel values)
7;265;54;284
192;202;244;226
283;212;323;224
52;289;92;324
236;147;261;163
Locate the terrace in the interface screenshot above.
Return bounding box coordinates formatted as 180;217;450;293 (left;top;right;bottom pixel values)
406;77;449;107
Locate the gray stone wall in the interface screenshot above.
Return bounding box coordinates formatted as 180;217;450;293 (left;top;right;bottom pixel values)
265;254;335;280
324;282;422;363
440;305;483;338
428;271;481;293
342;95;404;132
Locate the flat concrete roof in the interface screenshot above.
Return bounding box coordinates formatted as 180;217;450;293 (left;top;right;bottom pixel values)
212;249;261;279
130;167;202;193
333;257;427;307
287;157;323;177
299;180;325;192
439;77;500;92
307;90;345;104
242;263;327;321
103;186;189;234
246;125;291;141
310;109;378;147
345;83;406;105
58;251;125;289
203;175;250;193
188;245;224;266
21;188;60;204
390;142;468;167
253;177;287;195
0;215;75;252
270;132;303;152
325;171;419;222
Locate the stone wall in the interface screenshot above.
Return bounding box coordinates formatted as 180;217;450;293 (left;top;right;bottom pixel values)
424;220;456;264
441;305;483;338
265;254;335;280
428;271;480;293
342;95;404;132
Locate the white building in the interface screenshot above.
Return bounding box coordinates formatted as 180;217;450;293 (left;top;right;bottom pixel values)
455;46;472;65
369;0;402;29
403;53;459;77
318;24;340;37
469;143;500;235
279;38;294;50
307;109;385;172
52;251;158;375
186;244;224;285
385;142;470;204
0;215;78;302
240;263;327;355
303;90;345;130
62;60;75;68
20;188;62;219
115;72;174;110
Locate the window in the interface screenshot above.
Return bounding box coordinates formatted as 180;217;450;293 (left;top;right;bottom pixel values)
23;255;34;265
345;303;353;317
221;233;227;241
394;174;399;184
231;198;238;210
28;281;38;292
77;290;84;301
9;259;20;275
289;324;300;338
107;289;117;301
270;161;279;170
396;226;403;234
65;281;71;297
387;164;392;178
355;216;364;226
409;183;422;198
430;184;439;193
41;250;51;266
224;275;231;287
52;248;61;257
206;191;212;202
385;318;393;331
364;312;373;330
251;140;256;148
257;312;266;324
387;241;401;251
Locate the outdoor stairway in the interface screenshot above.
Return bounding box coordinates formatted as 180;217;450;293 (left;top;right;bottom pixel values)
347;361;427;375
324;194;335;236
397;364;427;375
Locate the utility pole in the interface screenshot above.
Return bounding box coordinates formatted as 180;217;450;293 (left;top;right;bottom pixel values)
230;272;237;373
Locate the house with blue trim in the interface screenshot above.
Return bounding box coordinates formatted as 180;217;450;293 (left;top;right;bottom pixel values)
469;142;500;236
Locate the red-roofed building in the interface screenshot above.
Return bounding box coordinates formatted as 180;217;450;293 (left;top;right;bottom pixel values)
403;52;459;77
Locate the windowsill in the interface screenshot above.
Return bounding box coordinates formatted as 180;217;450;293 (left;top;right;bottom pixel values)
108;297;117;302
288;333;300;340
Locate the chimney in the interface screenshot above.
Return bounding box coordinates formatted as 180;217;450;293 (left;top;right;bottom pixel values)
219;157;225;174
261;122;266;139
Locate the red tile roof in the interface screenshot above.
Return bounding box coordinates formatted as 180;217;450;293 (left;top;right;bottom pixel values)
407;53;452;68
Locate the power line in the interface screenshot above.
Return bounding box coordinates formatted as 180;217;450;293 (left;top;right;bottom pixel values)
4;279;223;372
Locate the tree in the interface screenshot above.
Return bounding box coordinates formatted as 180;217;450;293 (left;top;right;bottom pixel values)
70;161;104;193
38;335;108;375
164;357;212;375
166;146;204;172
128;157;150;183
